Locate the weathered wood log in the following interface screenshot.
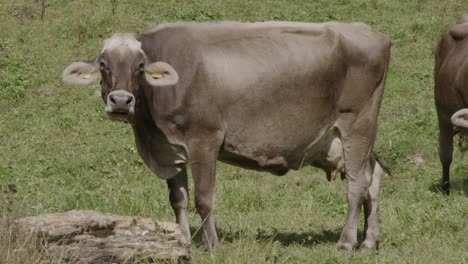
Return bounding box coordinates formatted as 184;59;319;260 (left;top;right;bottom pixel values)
14;210;190;263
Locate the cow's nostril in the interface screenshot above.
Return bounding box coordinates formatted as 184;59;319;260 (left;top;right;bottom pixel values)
110;95;116;104
126;96;134;105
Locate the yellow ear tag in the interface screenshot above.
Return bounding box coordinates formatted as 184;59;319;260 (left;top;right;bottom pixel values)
151;72;164;79
80;73;91;79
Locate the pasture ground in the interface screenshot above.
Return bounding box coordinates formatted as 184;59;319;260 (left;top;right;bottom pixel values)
0;0;467;263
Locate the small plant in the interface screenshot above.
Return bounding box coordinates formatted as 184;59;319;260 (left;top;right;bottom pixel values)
40;0;45;20
0;73;31;100
76;0;83;44
110;0;117;15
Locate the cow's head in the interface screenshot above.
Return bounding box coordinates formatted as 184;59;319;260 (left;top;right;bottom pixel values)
62;33;179;122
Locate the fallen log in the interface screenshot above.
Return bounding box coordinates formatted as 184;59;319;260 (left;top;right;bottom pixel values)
13;210;190;263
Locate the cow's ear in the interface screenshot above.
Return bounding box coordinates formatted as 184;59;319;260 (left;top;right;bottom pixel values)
144;62;179;87
451;108;468;128
63;62;101;85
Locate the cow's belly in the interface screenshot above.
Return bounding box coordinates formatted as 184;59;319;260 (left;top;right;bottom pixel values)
218;126;344;178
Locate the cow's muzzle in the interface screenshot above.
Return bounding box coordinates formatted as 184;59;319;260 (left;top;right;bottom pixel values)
105;90;135;121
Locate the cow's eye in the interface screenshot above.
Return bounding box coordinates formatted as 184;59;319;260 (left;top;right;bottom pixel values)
137;63;145;73
100;62;109;71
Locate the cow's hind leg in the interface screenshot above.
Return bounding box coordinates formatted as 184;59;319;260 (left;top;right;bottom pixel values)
333;46;389;251
167;168;190;242
335;102;384;251
336;165;369;251
335;115;379;251
360;155;383;250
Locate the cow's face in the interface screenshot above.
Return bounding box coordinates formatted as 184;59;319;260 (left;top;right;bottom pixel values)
63;33;179;122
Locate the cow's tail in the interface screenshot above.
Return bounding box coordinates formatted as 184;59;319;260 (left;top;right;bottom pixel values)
374;153;392;176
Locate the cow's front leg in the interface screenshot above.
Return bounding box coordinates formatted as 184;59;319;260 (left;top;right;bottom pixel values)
167;168;190;242
438;117;453;195
192;160;217;251
187;135;222;252
361;156;383;250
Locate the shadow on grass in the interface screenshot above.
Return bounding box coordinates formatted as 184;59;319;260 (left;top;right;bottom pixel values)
429;178;468;195
218;227;344;247
257;229;342;246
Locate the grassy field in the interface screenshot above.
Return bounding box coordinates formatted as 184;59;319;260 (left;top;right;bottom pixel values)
1;0;468;263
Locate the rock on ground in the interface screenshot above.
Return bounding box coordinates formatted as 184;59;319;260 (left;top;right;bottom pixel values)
14;210;190;263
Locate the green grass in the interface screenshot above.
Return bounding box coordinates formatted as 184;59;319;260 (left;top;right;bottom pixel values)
1;0;468;263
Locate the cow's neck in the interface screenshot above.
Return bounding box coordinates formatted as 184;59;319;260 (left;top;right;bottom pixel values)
132;87;166;140
130;87;186;179
135;85;172;134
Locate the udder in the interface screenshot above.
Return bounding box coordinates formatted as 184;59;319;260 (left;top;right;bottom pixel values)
308;129;346;181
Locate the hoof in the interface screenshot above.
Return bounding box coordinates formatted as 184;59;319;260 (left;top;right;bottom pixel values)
199;240;217;253
199;243;213;252
359;239;379;251
442;181;450;195
336;241;355;252
443;188;450;195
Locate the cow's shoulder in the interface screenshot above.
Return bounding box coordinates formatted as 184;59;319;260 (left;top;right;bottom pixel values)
139;23;194;49
142;22;195;35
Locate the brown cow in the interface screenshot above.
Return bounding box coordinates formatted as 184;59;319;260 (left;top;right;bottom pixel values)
63;21;391;251
435;15;468;195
